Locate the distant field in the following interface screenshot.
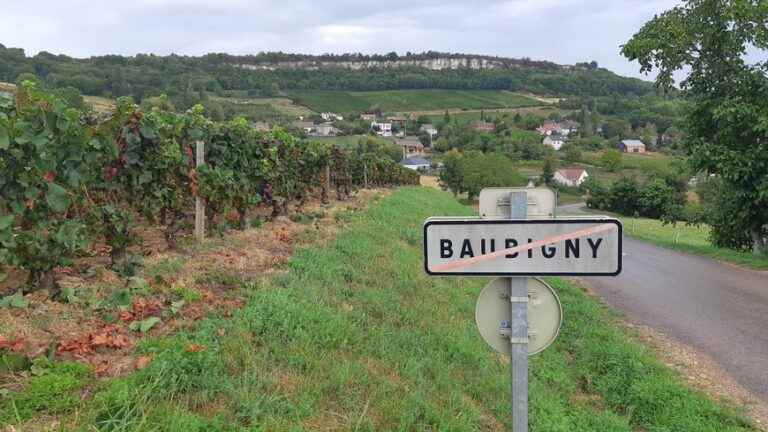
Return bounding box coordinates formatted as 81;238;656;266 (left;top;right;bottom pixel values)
288;89;543;113
211;95;313;118
310;134;394;148
0;82;115;114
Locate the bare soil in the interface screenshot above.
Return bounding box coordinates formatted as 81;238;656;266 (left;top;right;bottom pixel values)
0;189;383;383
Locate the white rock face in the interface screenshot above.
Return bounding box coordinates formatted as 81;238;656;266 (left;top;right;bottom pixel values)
233;57;523;71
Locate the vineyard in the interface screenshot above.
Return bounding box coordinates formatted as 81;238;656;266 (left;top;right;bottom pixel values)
0;82;419;296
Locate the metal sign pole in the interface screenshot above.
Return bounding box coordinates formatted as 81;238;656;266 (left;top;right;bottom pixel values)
508;191;528;431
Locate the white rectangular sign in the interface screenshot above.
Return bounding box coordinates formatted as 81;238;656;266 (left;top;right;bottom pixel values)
423;218;622;276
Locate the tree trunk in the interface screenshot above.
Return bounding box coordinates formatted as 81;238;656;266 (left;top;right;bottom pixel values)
272;199;288;218
110;247;127;269
236;205;247;230
164;210;183;249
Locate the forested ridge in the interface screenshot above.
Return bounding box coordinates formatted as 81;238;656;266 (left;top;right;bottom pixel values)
0;45;654;109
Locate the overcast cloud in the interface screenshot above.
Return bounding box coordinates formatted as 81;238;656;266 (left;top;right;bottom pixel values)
0;0;686;79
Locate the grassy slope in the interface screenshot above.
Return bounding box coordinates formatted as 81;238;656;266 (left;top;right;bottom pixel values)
288;90;542;113
2;188;755;431
617;215;768;270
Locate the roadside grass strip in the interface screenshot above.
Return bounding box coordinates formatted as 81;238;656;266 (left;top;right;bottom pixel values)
1;187;756;431
618;216;768;270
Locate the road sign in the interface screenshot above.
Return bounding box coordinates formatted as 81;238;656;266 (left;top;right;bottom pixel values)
475;277;562;356
424;187;623;432
479;187;556;219
423;218;622;276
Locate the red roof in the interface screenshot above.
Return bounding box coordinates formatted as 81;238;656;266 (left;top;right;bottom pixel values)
556;168;587;182
472;121;496;132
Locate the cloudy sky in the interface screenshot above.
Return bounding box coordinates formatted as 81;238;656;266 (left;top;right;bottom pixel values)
1;0;684;79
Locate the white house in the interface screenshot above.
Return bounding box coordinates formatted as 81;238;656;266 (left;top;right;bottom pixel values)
619;139;646;153
543;134;566;151
320;112;343;121
372;120;393;137
313;123;341;137
554;168;589;187
419;123;438;138
400;156;430;171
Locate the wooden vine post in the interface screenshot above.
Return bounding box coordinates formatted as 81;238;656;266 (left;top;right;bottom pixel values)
195;140;205;242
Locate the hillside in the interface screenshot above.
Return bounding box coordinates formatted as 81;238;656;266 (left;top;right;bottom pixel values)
288;89;544;113
0;46;654;111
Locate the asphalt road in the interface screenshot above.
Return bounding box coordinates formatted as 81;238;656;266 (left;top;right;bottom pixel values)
585;237;768;401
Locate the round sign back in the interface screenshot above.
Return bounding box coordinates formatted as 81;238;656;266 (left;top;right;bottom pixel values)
475;277;562;356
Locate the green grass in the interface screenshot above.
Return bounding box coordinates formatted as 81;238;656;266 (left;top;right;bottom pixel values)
0;362;90;423
617;215;768;270
311;134;395;149
288;89;542;113
3;187;756;430
580;151;676;184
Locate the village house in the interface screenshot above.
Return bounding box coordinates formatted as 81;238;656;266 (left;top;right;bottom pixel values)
619;139;646;153
558;120;579;135
554;168;589;187
472;121;496;133
371;120;393;137
293;121;315;135
387;116;407;137
360;112;376;121
320;112;344;121
313;123;341;137
292;121;340;137
536;120;579;136
399;156;431;171
543;134;566;151
394;138;425;157
419;123;438;138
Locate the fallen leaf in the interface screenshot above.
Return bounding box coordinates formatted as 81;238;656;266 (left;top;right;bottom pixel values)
185;344;206;353
0;336;26;352
135;355;152;370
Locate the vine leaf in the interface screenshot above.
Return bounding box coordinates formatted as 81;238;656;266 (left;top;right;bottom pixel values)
0;126;8;150
45;182;70;212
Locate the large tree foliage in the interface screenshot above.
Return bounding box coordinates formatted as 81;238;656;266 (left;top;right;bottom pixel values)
622;0;768;254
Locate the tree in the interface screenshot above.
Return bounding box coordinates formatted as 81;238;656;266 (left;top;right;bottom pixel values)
622;0;768;254
561;142;582;164
609;177;641;215
541;155;556;185
418;130;432;148
600;149;622;172
460;152;525;200
600;117;631;139
640;122;658;149
439;150;463;196
638;177;683;221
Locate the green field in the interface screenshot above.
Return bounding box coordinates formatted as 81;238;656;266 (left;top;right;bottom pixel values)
615;215;768;270
309;134;394;148
2;187;755;431
288;89;543;113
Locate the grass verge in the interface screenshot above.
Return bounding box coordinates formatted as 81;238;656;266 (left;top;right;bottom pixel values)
2;187;756;431
617;215;768;270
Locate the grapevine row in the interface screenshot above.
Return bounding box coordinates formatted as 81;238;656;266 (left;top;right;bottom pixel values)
0;82;418;294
